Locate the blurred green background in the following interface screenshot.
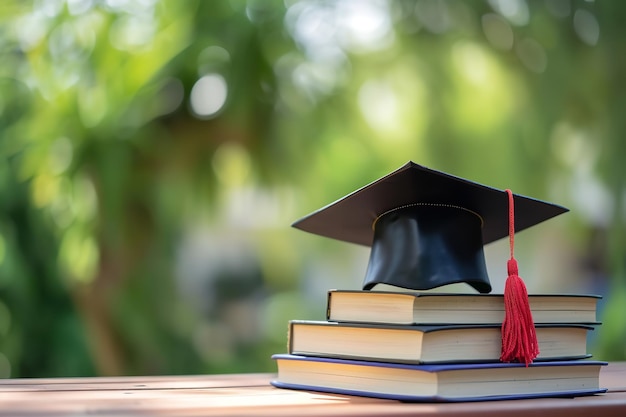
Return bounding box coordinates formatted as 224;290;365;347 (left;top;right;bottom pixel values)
0;0;624;378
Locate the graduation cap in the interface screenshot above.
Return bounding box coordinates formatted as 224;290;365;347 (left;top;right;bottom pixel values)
292;161;569;365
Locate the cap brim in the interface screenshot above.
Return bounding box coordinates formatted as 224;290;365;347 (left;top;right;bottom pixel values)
292;161;568;246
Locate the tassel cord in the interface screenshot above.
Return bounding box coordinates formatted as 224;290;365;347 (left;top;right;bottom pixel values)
500;190;539;366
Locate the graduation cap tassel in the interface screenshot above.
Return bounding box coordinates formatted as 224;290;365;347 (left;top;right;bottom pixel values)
500;189;539;366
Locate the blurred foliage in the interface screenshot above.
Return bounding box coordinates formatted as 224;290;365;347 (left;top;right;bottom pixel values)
0;0;624;377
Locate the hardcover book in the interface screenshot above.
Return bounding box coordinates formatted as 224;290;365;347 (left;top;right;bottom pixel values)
271;354;607;402
326;290;601;325
288;320;594;363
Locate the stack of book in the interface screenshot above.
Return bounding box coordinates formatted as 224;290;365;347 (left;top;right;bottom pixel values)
271;290;607;402
271;162;608;401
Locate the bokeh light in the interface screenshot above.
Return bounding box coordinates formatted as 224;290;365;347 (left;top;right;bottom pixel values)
190;74;228;118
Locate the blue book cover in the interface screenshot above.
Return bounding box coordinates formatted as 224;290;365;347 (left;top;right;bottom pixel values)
271;354;607;402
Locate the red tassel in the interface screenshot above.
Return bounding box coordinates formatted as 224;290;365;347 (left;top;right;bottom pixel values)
500;190;539;366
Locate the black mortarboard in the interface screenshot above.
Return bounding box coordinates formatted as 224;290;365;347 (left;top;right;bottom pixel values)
292;161;568;294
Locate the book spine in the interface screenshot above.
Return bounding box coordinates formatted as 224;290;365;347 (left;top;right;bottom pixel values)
287;321;294;354
326;291;332;321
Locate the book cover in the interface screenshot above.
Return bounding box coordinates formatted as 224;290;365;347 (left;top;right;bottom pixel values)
271;354;607;402
288;320;594;363
326;290;601;325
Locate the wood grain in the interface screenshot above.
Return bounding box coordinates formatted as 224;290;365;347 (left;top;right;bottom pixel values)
0;363;623;416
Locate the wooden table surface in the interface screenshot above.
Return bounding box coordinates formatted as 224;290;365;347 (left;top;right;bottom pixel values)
0;362;623;417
